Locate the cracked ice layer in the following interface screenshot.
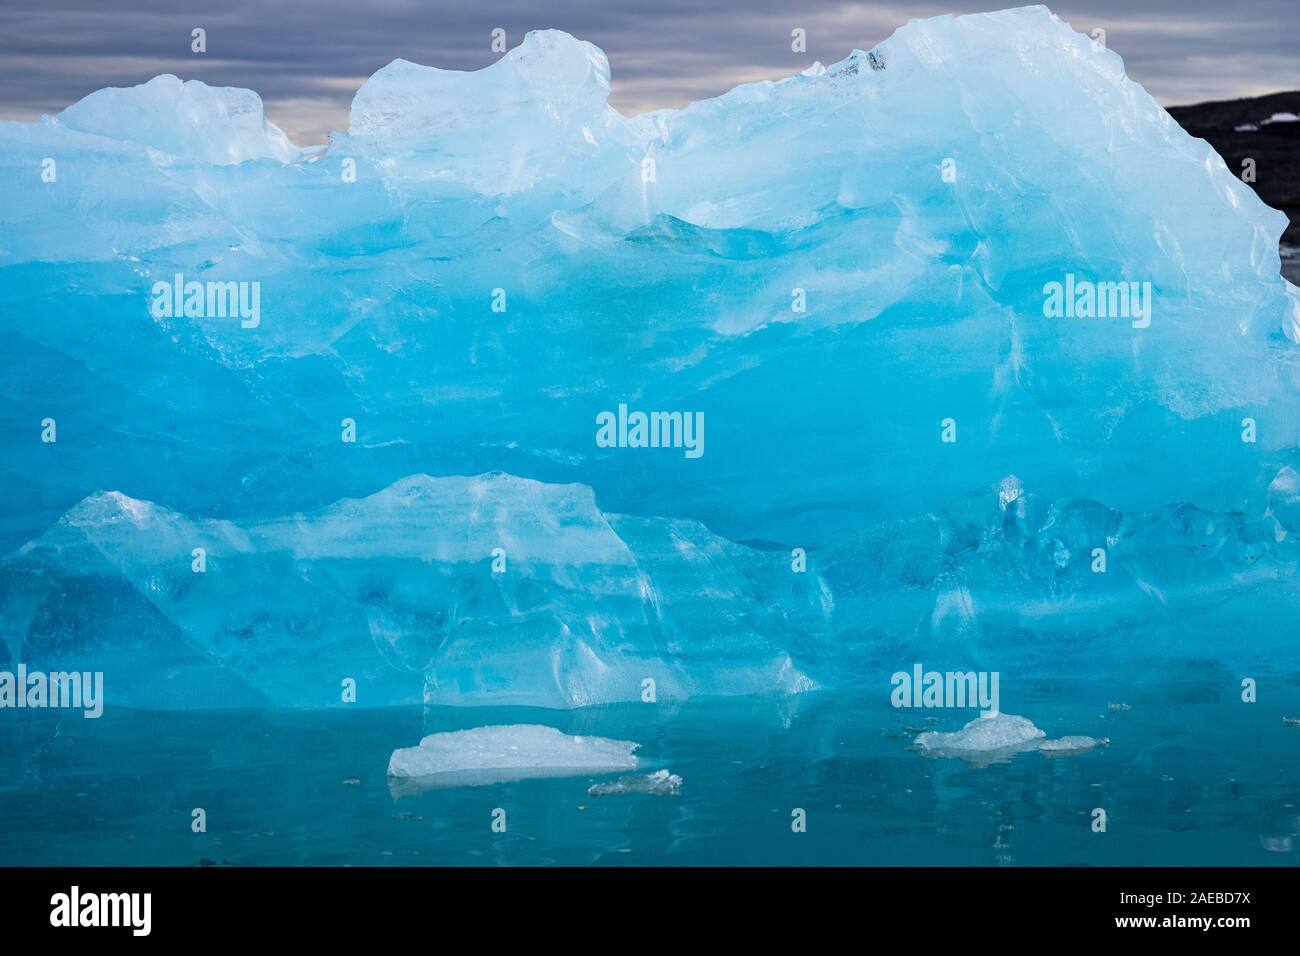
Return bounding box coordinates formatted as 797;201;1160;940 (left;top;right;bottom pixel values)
3;6;1298;565
915;713;1107;758
386;725;639;781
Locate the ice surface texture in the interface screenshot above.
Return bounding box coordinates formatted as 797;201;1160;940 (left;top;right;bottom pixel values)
57;75;305;165
2;6;1299;709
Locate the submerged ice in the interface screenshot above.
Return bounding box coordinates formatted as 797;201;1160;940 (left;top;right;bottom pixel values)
588;769;683;796
2;6;1299;709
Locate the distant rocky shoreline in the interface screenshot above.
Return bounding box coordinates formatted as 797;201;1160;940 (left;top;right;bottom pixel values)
1169;90;1300;282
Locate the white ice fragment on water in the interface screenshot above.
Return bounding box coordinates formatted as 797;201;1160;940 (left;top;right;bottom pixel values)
914;713;1107;760
1039;735;1109;754
915;713;1044;753
587;769;683;796
386;724;639;780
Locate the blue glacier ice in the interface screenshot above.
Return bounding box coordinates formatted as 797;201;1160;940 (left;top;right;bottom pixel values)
1;474;823;707
1;5;1298;710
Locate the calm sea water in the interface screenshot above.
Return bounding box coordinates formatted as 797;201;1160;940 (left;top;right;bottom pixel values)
1;681;1297;866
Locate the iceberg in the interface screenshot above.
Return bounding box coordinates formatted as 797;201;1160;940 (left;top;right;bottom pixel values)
1;6;1298;709
386;724;639;782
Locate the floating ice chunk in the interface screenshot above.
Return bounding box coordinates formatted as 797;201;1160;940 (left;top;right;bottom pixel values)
387;725;639;783
1039;735;1109;754
56;74;302;164
915;714;1107;763
587;769;683;796
915;713;1045;753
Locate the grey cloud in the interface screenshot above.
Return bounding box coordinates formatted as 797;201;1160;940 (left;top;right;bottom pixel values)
1;0;1296;144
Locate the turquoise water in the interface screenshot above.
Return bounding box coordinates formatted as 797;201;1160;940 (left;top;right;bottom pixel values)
1;682;1298;866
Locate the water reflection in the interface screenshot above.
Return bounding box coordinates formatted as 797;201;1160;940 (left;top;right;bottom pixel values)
0;682;1296;865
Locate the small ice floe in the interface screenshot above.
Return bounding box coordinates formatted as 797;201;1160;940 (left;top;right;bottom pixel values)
387;724;639;792
1283;717;1300;727
1107;701;1130;712
915;713;1045;753
1039;735;1108;755
588;769;682;797
914;713;1107;766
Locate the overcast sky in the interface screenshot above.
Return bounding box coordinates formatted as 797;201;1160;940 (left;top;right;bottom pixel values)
2;0;1296;144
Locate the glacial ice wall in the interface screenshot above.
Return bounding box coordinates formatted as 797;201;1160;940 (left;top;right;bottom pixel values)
1;6;1298;708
